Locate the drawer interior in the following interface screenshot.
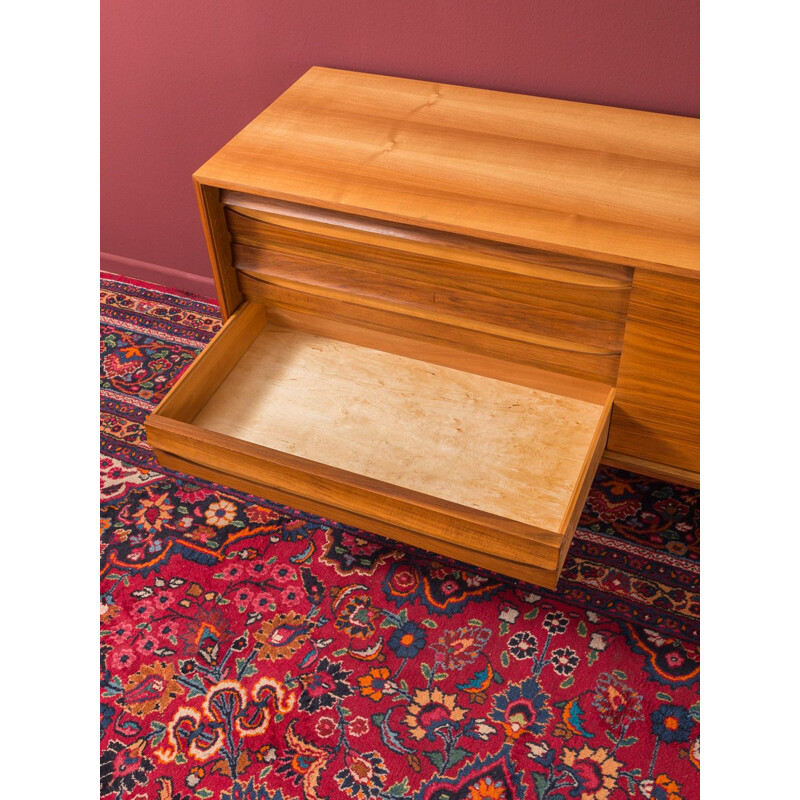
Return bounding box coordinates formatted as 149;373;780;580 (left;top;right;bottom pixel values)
146;300;613;588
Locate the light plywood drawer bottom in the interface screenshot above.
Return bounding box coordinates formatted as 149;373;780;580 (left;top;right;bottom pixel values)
145;301;613;589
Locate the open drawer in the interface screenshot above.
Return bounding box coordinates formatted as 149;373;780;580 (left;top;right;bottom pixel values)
145;300;613;589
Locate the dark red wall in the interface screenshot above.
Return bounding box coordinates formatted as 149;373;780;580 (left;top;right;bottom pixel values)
101;0;699;293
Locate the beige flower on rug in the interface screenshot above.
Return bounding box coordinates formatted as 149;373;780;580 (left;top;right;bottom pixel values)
204;499;237;528
404;687;467;741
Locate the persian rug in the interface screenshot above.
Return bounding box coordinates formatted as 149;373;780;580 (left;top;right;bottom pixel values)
101;272;700;800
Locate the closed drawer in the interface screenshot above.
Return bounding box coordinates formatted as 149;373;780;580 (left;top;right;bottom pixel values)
145;300;614;589
606;271;700;478
221;191;633;385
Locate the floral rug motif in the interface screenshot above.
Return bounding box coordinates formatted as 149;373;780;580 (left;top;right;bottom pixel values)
100;273;699;800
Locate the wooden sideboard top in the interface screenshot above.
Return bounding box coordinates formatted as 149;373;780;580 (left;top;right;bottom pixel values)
195;67;699;277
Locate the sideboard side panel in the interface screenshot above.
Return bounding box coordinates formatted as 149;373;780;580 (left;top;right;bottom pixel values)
194;181;242;320
607;271;699;476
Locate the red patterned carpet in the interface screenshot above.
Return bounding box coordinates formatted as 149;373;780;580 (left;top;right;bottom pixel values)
101;272;699;800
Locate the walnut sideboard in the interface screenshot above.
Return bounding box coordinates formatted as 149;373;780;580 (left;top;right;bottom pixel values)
145;67;699;590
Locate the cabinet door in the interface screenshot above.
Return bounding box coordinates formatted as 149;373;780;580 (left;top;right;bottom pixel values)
606;271;699;480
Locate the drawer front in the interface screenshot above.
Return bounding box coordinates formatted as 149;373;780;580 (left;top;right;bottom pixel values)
152;446;566;589
220;191;632;384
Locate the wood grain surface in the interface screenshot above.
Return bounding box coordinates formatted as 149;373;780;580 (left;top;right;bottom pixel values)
601;450;700;489
607;271;700;475
191;321;609;533
147;415;566;570
224;202;631;349
151;447;563;589
194;67;699;275
236;272;623;386
260;306;614;405
557;392;614;571
221;191;636;285
194;183;242;320
153;301;266;422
